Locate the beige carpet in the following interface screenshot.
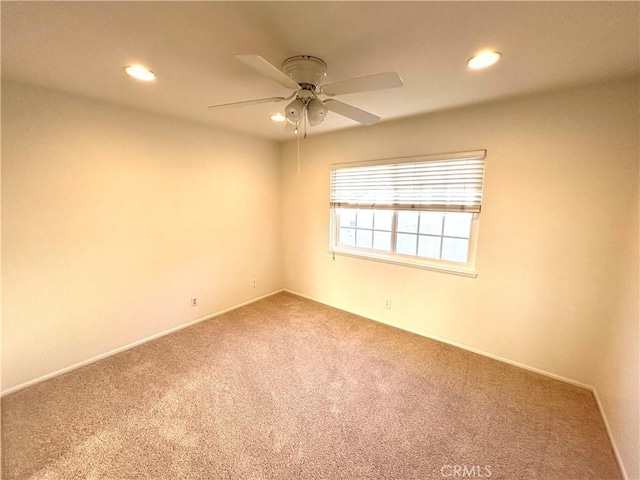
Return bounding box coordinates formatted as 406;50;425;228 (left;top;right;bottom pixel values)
2;292;621;479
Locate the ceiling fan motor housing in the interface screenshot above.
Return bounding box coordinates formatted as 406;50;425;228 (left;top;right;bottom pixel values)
282;55;327;88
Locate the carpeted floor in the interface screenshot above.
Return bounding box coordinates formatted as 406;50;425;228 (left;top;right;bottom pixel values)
1;292;621;479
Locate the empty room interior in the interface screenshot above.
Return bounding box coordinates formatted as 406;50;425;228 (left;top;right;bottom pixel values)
1;2;639;479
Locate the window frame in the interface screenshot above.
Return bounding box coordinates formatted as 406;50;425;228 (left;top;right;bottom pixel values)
328;150;485;278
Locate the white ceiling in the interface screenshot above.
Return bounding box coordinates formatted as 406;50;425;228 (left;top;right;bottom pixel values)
2;1;638;142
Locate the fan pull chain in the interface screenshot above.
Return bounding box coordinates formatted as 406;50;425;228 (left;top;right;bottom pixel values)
296;133;301;177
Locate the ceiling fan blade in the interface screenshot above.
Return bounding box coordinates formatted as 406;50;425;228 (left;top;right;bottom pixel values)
324;99;380;126
321;72;403;96
236;55;300;91
208;96;285;109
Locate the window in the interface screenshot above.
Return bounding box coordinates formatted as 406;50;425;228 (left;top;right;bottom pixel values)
329;150;486;276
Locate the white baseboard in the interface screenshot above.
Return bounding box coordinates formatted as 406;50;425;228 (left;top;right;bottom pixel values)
284;289;593;388
592;389;629;480
1;289;284;397
283;288;629;479
2;287;629;479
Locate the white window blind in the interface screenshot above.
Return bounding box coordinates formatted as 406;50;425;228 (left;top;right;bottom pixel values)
330;150;486;213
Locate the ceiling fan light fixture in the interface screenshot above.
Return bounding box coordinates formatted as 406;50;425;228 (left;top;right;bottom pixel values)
285;98;305;123
270;113;286;122
307;98;327;126
124;65;156;81
467;51;501;70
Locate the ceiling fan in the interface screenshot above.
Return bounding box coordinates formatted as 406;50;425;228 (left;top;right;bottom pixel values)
208;55;403;132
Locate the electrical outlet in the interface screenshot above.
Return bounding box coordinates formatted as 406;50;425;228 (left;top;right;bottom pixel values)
191;297;198;307
252;280;256;288
383;299;392;309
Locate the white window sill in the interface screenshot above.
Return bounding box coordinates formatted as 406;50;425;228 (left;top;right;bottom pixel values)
329;248;478;278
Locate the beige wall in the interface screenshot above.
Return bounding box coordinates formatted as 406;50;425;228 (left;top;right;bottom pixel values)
1;81;282;391
592;143;640;479
2;76;638;478
281;77;639;479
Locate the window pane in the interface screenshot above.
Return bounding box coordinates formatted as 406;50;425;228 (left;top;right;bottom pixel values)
374;210;393;231
339;228;356;246
337;207;475;269
417;235;441;259
373;231;391;251
357;209;374;229
441;237;469;263
396;233;417;255
339;209;357;228
397;211;419;233
419;212;444;235
443;213;472;238
356;229;373;248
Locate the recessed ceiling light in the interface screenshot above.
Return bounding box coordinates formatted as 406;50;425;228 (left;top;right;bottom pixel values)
270;113;286;122
124;65;156;81
467;51;501;70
